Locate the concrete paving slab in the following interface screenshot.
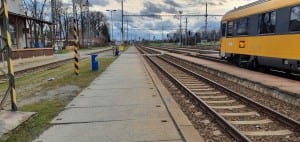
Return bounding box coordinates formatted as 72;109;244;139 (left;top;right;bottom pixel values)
87;83;154;89
52;104;169;124
0;111;35;137
77;88;156;97
34;120;182;142
66;91;162;108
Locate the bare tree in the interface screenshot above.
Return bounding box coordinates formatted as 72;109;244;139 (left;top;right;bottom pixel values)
23;0;49;47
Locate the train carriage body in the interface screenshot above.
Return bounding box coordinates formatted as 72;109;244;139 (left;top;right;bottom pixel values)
220;0;300;72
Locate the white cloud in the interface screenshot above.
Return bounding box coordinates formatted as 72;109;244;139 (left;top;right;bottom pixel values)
60;0;257;40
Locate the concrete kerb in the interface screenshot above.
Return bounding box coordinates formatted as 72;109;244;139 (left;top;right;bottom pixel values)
138;48;205;142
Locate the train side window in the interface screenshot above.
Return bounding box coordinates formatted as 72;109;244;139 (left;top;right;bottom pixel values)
237;18;249;35
221;22;226;37
227;21;233;36
258;11;276;34
289;6;300;31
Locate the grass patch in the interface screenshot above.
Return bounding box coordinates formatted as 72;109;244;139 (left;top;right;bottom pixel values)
2;99;66;142
1;56;116;142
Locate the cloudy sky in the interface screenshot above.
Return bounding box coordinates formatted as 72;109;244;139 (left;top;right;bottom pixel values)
62;0;257;40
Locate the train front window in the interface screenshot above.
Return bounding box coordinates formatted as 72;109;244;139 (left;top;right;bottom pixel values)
290;6;300;31
237;18;249;35
227;21;233;36
258;11;276;34
221;22;226;37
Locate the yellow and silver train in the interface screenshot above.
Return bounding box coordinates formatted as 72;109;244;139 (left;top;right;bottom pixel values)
220;0;300;72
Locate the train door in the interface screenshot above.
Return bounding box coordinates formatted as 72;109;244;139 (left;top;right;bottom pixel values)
220;21;227;58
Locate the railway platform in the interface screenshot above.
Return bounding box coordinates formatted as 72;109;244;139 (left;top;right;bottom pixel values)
33;46;202;142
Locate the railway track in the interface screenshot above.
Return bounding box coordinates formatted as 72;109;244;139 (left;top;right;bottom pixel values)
0;48;112;80
153;46;225;63
149;46;300;81
138;46;300;141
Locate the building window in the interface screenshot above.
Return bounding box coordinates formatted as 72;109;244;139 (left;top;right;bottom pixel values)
227;21;233;36
237;18;249;35
290;6;300;31
9;23;17;45
221;22;226;37
258;11;276;34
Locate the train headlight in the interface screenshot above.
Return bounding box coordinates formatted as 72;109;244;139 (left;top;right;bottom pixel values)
239;41;245;48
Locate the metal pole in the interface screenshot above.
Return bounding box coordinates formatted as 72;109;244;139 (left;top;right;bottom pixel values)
126;20;128;42
205;2;208;39
80;4;84;48
195;33;196;48
111;11;113;41
87;0;90;47
106;10;117;42
121;0;124;43
1;0;17;111
185;18;187;46
213;31;216;47
24;11;28;48
161;25;163;41
72;0;79;76
106;10;116;41
179;11;182;47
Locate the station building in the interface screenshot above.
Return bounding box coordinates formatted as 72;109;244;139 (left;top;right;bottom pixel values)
0;0;53;59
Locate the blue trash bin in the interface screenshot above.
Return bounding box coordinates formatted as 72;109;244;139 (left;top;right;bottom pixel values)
115;47;119;56
91;54;99;71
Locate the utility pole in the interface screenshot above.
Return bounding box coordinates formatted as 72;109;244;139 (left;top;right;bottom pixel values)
72;0;79;75
24;11;28;48
185;18;188;46
51;0;56;49
121;0;124;43
179;11;183;47
1;0;18;111
80;3;84;48
64;8;69;46
106;10;117;41
72;0;76;23
126;20;128;42
194;33;197;48
161;25;163;41
33;0;40;48
205;2;208;39
85;0;90;47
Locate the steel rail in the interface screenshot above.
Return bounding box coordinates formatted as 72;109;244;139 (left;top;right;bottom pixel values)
143;52;251;141
154;47;225;63
157;53;300;132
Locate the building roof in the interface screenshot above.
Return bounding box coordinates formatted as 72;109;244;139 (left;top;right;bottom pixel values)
9;11;52;25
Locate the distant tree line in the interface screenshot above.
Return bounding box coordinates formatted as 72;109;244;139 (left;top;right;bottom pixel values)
23;0;110;48
166;30;221;45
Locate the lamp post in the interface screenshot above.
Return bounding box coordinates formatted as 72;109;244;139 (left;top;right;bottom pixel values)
179;10;183;47
24;10;28;48
106;9;117;42
82;0;90;47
